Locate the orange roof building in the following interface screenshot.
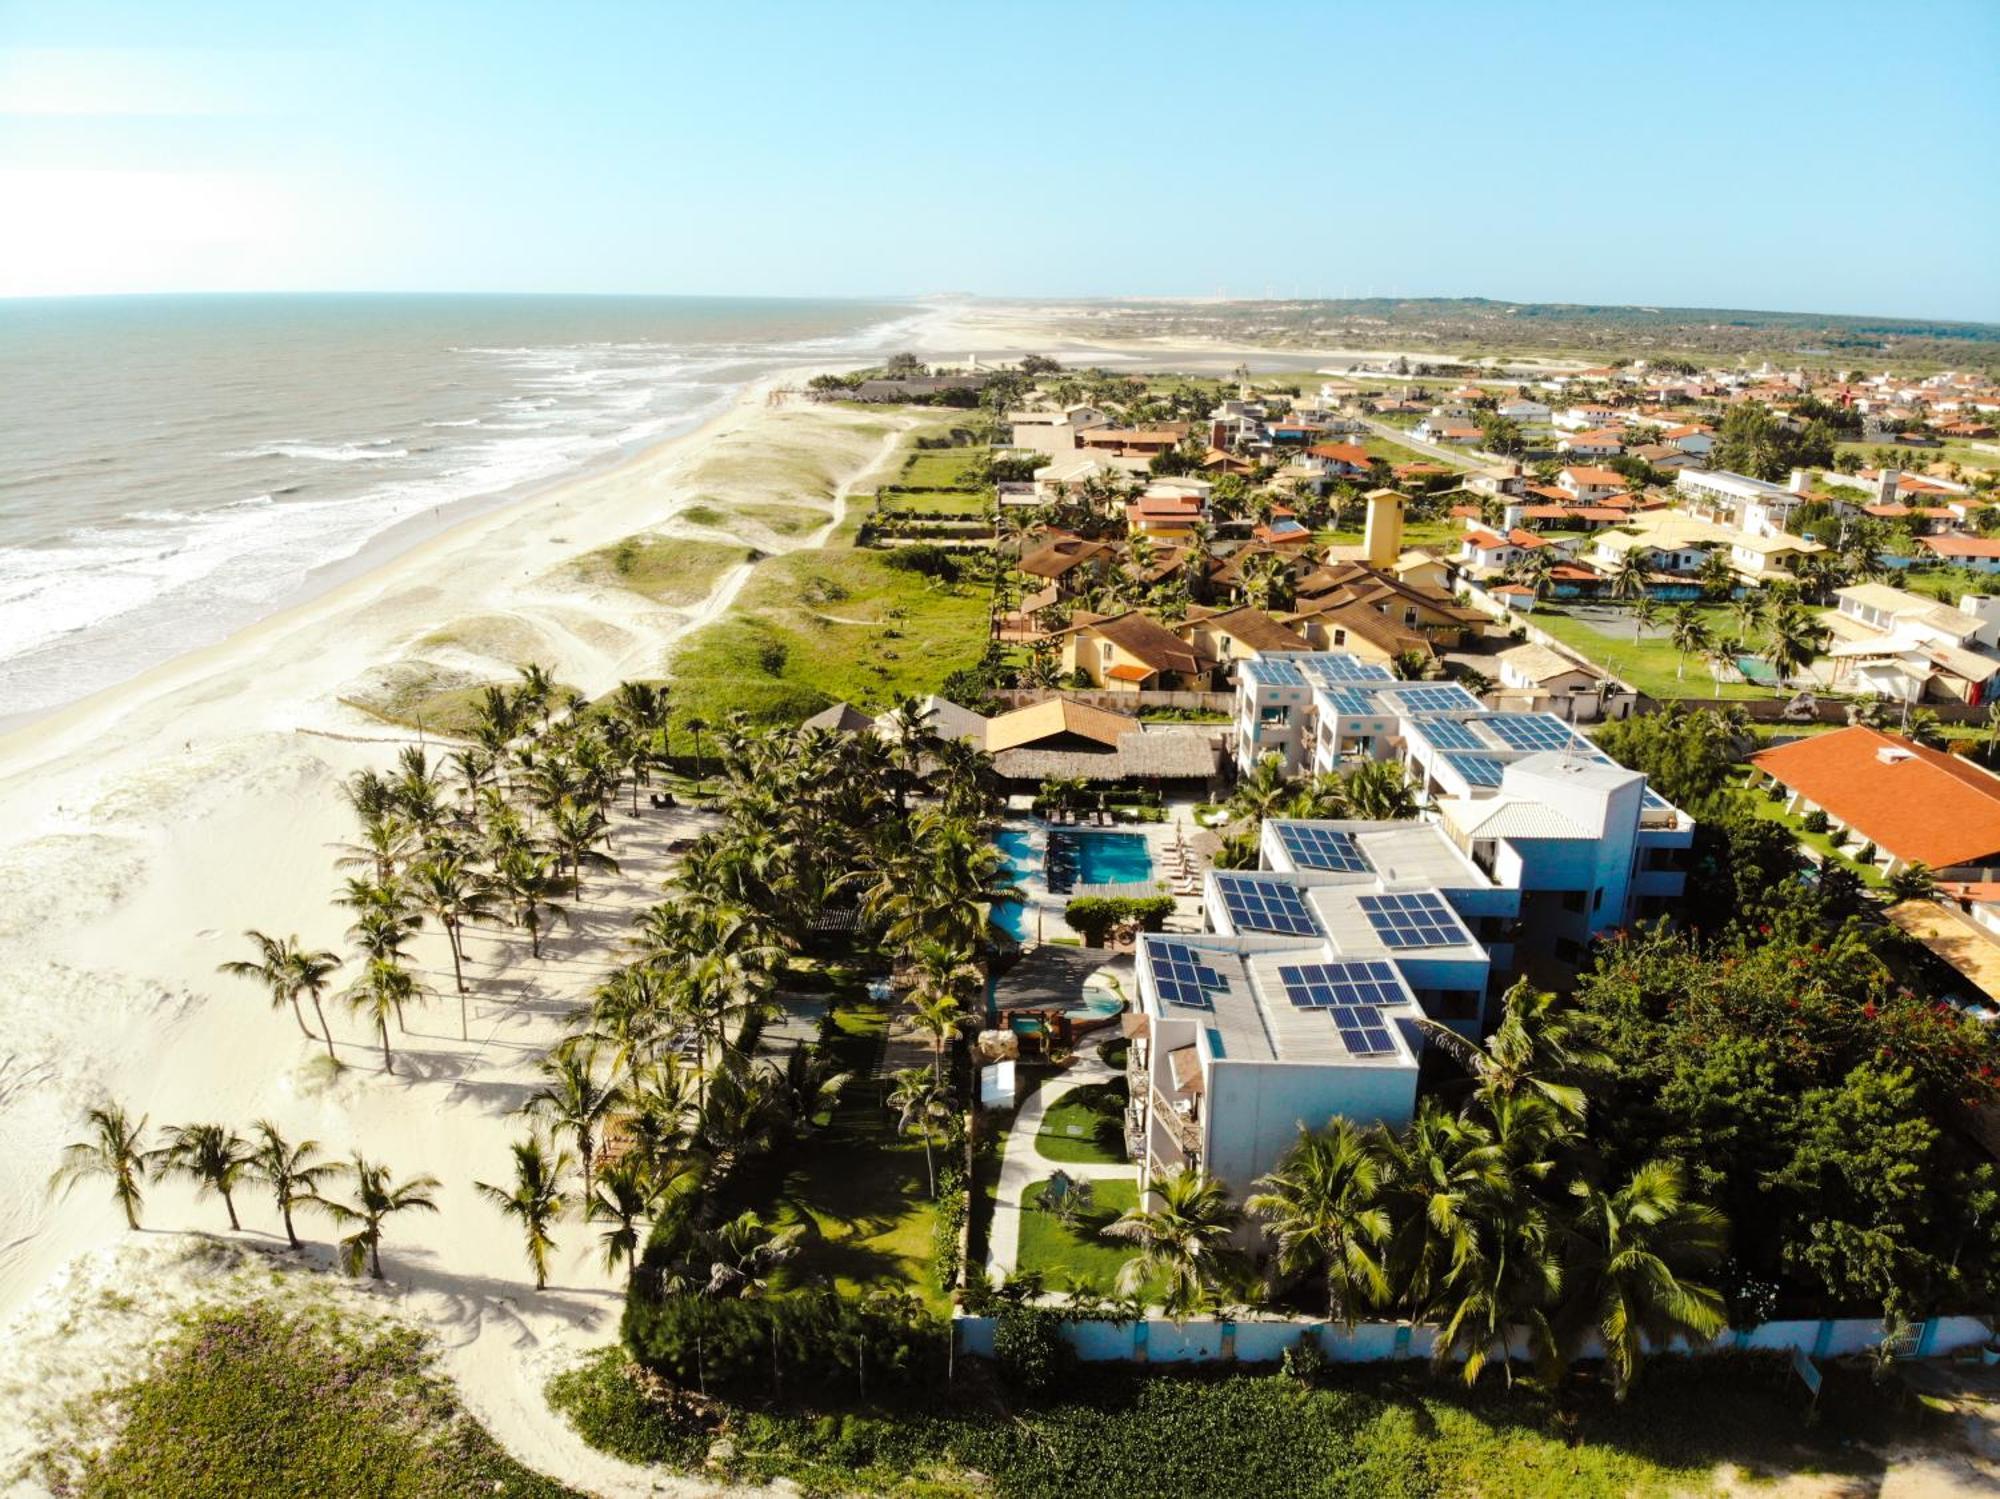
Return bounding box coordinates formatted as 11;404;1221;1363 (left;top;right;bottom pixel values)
1752;726;2000;872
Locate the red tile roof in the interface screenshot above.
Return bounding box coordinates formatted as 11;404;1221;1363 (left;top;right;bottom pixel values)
1923;534;2000;559
1752;726;2000;869
1305;441;1372;467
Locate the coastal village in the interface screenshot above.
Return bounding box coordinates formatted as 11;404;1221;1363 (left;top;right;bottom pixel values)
20;342;2000;1493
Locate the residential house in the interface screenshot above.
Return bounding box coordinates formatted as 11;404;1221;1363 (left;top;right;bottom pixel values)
1751;727;2000;878
1821;583;2000;704
1176;606;1311;685
1557;428;1627;458
1078;423;1191;458
1674;468;1810;537
1458;526;1554;578
984;697;1220;792
1059;610;1214;691
1018;536;1117;596
1497;398;1552;423
1922;535;2000;574
1659;423;1715;457
1494;642;1609;711
1303;441;1375;481
1555;404;1622;431
1557;465;1629;502
1415;416;1484;445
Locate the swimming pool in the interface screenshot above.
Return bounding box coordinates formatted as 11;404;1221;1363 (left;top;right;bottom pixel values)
1046;830;1154;892
992;829;1036;940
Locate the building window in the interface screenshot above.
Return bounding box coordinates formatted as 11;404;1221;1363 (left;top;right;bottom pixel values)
1100;642;1113;662
1592;887;1604;911
1333;629;1347;645
1259;705;1290;726
1560;891;1586;913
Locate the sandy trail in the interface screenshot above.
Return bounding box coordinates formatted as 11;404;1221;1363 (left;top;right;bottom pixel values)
0;371;931;1494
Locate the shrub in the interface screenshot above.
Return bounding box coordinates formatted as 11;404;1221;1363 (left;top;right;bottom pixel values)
1281;1331;1329;1385
1062;896;1175;947
1856;842;1877;865
992;1305;1074;1392
1800;808;1830;834
622;1289;943;1399
883;543;960;582
1764;783;1787;803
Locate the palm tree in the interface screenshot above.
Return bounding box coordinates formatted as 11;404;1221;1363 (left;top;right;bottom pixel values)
1632;593;1662;643
1608;550;1648;627
476;1135;570;1290
345;956;423;1073
523;1046;624;1199
1379;1104;1506;1317
1103;1169;1244;1320
1729;591;1767;646
888;1067;951;1196
324;1154;440;1280
694;1211;803;1298
1344;759;1418;821
154;1122;253;1230
217;931;342;1053
247;1121;337;1250
408;854;495;1038
1421;980;1608;1124
1667;604;1711;680
1430;1173;1562;1388
48;1102;151;1230
1247;1119;1392;1326
683;713;710;791
1227;752;1294;830
909;990;962;1083
547;796;618;899
1555;1159;1728;1399
1696;551;1736;602
491;847;568;959
585;1156;671;1275
1763;601;1829;695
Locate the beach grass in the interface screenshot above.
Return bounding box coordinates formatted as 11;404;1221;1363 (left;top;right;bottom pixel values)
571;534;752;608
33;1297;575;1498
729;501;826;537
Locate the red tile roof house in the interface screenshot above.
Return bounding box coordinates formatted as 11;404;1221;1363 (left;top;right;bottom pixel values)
1751;726;2000;878
1922;534;2000;574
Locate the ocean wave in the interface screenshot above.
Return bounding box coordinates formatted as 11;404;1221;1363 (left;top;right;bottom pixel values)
424;417;482;428
226;440;410;463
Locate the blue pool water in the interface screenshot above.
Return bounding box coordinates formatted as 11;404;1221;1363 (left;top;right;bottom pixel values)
1060;830;1154;886
992;829;1035;940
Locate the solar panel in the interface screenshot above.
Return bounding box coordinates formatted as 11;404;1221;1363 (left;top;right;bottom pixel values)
1300;654;1395;685
1335;1013;1399;1056
1276;960;1406;1010
1215;874;1322;936
1322;687;1381;717
1388;684;1483;715
1149;940;1230;1011
1416;717;1487;751
1274;822;1370;873
1246;657;1306;687
1443;751;1507;788
1358;891;1471;950
1483;713;1582;753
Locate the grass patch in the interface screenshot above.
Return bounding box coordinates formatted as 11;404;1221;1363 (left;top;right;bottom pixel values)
1739;785;1887;887
731;987;949;1314
1530;604;1774;702
36;1298;574;1497
341;662;525;735
572;534;750;607
550;1344;1937;1498
733;501;827;538
1033;1081;1128;1165
900;448;985;490
1018;1177;1157;1297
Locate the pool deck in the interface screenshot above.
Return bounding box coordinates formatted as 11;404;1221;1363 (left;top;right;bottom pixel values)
996;809;1205;944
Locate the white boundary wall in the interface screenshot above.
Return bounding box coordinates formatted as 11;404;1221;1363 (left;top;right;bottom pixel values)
954;1313;1991;1366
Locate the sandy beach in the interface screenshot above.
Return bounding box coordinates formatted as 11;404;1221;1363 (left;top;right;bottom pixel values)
0;356;950;1491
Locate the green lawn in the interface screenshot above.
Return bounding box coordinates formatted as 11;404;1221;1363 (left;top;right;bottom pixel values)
878;486;992;516
1530;604;1776;702
1018;1177;1161;1298
741;988;951;1314
1033;1081;1129;1165
1737;783;1886;887
899;447;987;490
1835;437;2000;475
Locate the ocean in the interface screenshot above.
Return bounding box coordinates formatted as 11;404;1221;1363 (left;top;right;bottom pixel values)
0;294;918;726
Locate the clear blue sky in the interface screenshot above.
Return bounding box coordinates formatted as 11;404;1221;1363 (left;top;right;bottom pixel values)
3;0;1997;320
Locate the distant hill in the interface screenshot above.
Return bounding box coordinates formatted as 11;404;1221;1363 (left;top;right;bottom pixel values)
1043;297;2000;371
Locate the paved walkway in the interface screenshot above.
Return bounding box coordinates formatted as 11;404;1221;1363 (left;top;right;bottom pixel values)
985;1048;1136;1280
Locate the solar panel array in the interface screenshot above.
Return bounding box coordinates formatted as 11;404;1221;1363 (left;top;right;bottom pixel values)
1443;752;1507;788
1416;716;1487;751
1358;891;1471;949
1322;687;1383;717
1149;940;1230;1011
1300;655;1395;685
1388;684;1483;715
1275;822;1371;873
1483;713;1584;753
1215;874;1322;935
1244;657;1306;687
1276;961;1402;1056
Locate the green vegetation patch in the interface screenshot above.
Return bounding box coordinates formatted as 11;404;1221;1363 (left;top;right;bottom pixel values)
1033;1083;1129;1165
572;534;750;607
37;1298;574;1498
1529;605;1772;702
733;502;826;538
551;1345;1929;1498
1017;1177;1157;1295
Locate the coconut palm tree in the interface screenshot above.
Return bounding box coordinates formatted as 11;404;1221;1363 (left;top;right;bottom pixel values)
246;1121;337;1250
1103;1168;1245;1320
217;931;342;1052
345;956;423;1073
694;1211;803;1298
1344;758;1418;821
888;1067;951;1196
324;1154;440;1280
1379;1103;1506;1317
1555;1158;1728;1398
1421;980;1608;1124
1429;1171;1562;1388
408;854;495;1035
523;1045;624;1200
546;796;618;899
586;1155;694;1275
491;847;568;959
1763;601;1829;695
1667;604;1711;680
1227;752;1294;830
153;1122;253;1230
1247;1119;1393;1326
48;1102;151;1230
909;990;962;1083
1632;593;1663;643
476;1135;570;1290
